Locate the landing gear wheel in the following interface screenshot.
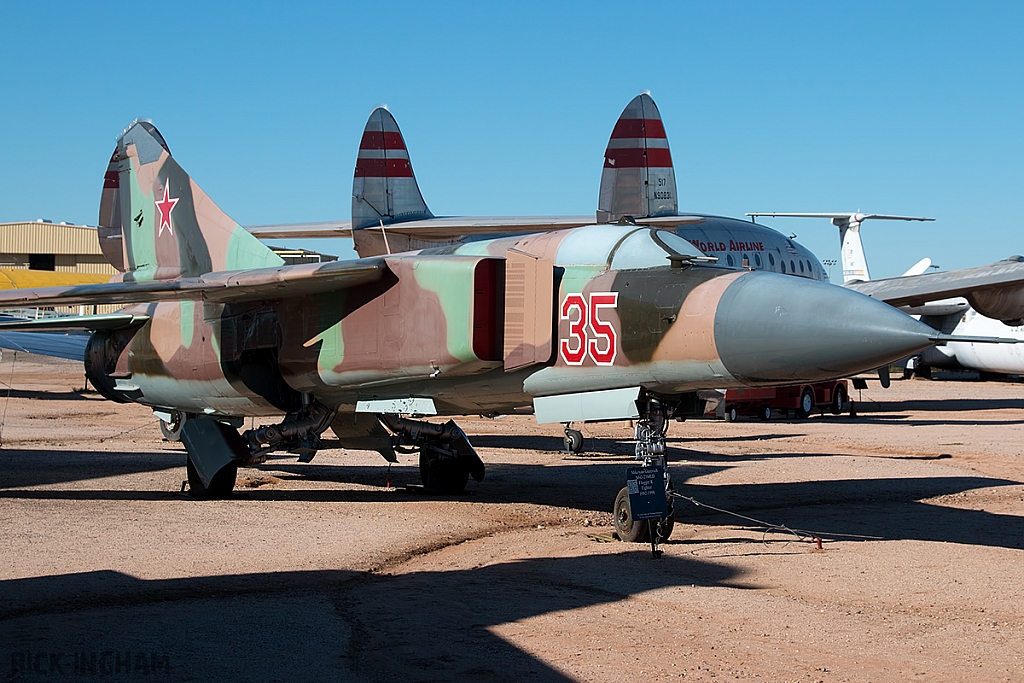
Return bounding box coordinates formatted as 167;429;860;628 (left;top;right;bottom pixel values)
563;428;584;454
186;456;237;499
831;385;846;415
419;450;469;493
160;411;184;442
797;388;815;419
758;405;772;421
613;486;648;543
724;405;738;422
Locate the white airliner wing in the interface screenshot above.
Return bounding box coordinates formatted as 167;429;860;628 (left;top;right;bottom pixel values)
245;215;706;241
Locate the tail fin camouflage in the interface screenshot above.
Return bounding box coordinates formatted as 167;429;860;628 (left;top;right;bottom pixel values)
97;121;170;273
597;93;678;223
351;107;433;231
101;120;282;281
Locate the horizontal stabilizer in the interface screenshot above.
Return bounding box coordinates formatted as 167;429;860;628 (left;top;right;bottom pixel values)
0;313;149;331
246;221;353;240
0;331;90;361
747;212;934;224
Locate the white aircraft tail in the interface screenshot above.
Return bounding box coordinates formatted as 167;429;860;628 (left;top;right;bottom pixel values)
837;216;871;283
901;257;932;277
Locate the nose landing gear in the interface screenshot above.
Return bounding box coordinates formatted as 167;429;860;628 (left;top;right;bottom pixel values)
612;395;675;544
562;424;585;454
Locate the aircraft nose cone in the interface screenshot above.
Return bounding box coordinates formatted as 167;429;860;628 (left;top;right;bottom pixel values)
714;272;936;384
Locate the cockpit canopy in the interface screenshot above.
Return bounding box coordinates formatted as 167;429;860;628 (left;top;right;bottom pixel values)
554;225;707;269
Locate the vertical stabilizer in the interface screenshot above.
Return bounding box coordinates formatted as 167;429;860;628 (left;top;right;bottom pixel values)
836;216;871;283
111;121;283;281
597;94;677;222
98;121;170;272
351;107;433;231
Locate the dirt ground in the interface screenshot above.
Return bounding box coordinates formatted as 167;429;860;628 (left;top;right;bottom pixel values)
0;354;1022;682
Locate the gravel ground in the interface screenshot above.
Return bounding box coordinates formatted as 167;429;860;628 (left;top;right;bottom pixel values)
0;354;1022;682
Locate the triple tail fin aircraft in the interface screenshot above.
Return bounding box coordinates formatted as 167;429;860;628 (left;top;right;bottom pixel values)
0;119;952;542
748;211;1024;327
249;94;830;283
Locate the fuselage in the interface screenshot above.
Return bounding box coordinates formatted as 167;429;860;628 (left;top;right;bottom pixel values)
676;214;827;281
84;224;938;420
931;308;1024;374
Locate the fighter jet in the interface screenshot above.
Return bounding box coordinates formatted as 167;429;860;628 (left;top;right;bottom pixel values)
0;119;958;528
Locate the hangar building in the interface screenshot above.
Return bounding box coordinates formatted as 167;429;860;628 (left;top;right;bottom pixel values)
0;221;118;276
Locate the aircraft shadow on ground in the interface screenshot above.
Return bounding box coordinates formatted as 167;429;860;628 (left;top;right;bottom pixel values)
0;448;181;489
676;476;1024;551
0;388;99;402
470;433;636;456
0;553;741;681
671;432;808;443
3;446;1021;553
846;417;1024;427
856;397;1024;412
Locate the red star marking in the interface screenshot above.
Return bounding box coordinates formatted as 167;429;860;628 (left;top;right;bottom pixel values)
155;179;179;237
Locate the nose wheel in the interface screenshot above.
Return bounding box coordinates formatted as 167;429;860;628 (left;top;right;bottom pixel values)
613;485;675;543
562;425;585;454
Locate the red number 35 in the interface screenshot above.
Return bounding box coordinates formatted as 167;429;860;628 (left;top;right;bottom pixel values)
559;292;619;366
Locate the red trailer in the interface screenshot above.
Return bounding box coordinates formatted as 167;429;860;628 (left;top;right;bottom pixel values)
723;379;848;421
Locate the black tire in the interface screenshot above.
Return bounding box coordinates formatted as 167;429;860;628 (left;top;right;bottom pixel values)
419;450;469;493
831;384;846;415
651;514;675;543
613;486;648;543
724;405;738;422
160;411;184;442
796;388;815;419
186;457;237;499
758;405;772;421
563;428;585;454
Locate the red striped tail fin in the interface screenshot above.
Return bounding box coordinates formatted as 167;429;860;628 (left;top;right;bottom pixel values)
596;93;678;223
351;107;433;231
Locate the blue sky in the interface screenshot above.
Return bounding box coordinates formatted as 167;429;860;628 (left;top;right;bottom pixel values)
2;2;1021;279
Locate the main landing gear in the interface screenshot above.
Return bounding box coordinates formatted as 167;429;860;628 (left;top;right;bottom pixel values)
174;397;485;499
176;399;337;499
380;415;485;493
613;395;675;544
